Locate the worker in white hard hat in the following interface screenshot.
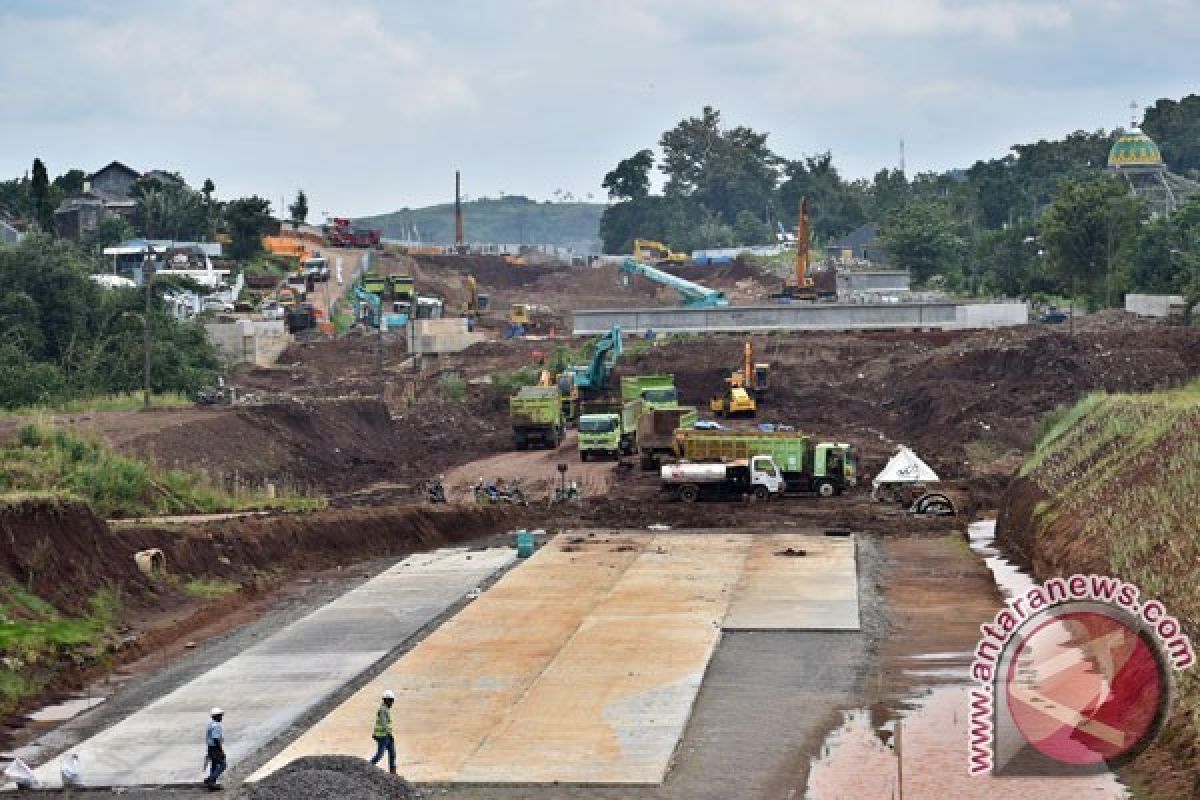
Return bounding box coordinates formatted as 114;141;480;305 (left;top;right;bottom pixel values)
369;690;397;774
202;707;226;790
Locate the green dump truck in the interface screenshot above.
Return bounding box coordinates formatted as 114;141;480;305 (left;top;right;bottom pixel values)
673;430;857;497
637;406;698;470
620;375;680;410
509;386;564;450
578;398;643;461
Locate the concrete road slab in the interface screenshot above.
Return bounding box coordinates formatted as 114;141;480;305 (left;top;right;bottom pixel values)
255;533;750;785
31;547;514;788
723;534;859;631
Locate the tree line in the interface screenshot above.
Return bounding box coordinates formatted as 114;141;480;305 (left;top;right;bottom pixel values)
601;96;1200;309
0;159;305;409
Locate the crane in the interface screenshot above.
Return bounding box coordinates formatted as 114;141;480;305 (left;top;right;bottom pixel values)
620;258;728;308
772;197;817;301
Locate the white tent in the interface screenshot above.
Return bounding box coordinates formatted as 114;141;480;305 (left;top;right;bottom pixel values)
873;445;939;488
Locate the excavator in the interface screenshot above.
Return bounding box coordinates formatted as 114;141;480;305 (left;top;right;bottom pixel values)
633;239;689;266
710;340;767;417
463;274;489;317
771;198;817;301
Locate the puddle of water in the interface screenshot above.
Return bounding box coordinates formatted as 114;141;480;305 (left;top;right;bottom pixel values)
968;519;1035;598
24;695;106;724
806;686;1127;799
805;519;1129;798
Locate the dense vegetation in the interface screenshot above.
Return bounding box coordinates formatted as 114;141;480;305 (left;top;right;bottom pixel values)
0;235;220;408
356;195;603;252
1014;382;1199;789
600;95;1200;306
0;421;320;517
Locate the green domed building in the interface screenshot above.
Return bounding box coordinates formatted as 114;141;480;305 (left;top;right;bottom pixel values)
1107;129;1164;170
1106;125;1196;215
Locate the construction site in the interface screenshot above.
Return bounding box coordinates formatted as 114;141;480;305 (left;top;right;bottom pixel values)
2;183;1199;800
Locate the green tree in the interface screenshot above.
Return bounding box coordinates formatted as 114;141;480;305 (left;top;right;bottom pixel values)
776;152;868;239
602;150;655;201
52;169;87;195
1142;94;1200;177
1039;177;1143;307
0;234;218;406
658;106;780;225
81;215;136;254
733;210;772;245
223;196;274;260
31;158;54;232
133;178;208;240
288;189;309;228
878;200;966;286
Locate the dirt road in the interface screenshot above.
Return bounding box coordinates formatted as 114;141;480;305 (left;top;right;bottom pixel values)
442;431;617;504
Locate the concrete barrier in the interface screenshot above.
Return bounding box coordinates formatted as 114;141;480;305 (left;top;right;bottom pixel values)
204;319;290;367
954;302;1030;328
572;301;1029;335
1125;293;1188;317
408;318;486;354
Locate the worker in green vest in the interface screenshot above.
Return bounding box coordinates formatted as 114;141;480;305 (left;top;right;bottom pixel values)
369;689;396;774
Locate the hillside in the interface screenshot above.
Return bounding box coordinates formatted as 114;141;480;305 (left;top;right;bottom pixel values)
356;195;604;253
997;382;1199;798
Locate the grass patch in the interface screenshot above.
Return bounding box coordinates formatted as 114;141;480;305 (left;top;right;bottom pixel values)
0;421;322;517
439;373;467;402
492;366;540;394
0;392;193;417
0;585;122;714
182;579;240;599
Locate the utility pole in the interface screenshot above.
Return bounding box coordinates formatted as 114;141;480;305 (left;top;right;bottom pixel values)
378;314;387;396
455;170;465;253
142;251;156;409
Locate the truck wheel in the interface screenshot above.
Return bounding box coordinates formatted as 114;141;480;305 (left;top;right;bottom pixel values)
580;451;589;462
816;480;836;498
753;485;769;501
679;485;700;503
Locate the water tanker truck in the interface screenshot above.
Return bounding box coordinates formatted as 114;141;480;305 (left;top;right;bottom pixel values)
660;455;784;502
674;429;856;496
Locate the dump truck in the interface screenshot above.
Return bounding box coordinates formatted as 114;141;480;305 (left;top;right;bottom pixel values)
509;386;564;450
578;398;643;461
620;375;680;410
674;430;857;496
660;456;784;502
637;406;698;470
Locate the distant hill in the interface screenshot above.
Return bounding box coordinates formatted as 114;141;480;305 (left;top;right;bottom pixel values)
356;195;604;253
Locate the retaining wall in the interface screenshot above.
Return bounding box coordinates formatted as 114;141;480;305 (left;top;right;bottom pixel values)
203;319;290;367
1125;293;1188;317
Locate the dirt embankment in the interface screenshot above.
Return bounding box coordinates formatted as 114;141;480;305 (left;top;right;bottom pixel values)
624;323;1200;481
996;386;1200;799
0;499;512;728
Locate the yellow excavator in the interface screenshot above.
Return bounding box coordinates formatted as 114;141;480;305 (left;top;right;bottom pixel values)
633;239;689;266
710;341;767;417
772;198;817;301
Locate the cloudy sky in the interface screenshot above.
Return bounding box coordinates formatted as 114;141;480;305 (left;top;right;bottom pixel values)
1;0;1195;218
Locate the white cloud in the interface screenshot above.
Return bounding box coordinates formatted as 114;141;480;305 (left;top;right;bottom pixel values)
0;0;1195;216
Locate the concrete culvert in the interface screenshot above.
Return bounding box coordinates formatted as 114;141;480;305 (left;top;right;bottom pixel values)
133;548;166;578
239;756;418;800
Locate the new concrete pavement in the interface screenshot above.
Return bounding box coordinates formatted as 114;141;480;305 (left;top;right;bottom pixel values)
29;547;514;789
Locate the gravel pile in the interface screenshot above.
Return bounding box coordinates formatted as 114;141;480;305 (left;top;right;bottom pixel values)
240;756;419;800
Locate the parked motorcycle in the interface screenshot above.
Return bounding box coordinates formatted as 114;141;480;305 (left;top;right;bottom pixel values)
551;480;581;504
425;478;447;504
472;477;527;506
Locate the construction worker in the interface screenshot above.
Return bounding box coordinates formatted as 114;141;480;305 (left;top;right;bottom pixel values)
203;707;226;790
369;690;397;774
